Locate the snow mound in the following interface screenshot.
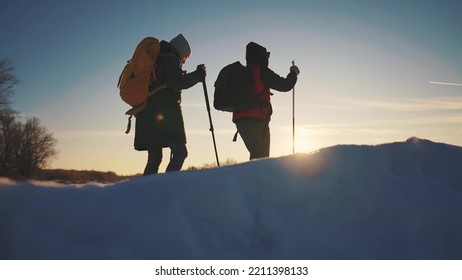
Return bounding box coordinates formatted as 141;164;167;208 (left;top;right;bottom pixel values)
1;138;461;259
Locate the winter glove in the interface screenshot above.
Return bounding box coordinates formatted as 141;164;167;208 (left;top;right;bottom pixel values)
290;65;300;76
197;64;207;80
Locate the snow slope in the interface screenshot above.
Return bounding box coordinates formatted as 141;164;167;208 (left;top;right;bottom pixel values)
1;137;461;260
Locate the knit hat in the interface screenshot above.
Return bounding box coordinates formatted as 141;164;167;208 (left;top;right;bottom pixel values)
170;34;192;58
246;42;269;67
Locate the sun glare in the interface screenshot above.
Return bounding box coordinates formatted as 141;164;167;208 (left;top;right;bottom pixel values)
294;133;312;154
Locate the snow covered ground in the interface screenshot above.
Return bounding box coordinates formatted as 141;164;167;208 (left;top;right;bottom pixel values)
1;137;461;260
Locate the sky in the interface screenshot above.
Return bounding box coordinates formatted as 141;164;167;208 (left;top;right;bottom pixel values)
1;0;461;175
1;138;462;263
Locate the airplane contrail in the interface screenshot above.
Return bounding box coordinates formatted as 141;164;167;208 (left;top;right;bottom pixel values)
429;81;462;86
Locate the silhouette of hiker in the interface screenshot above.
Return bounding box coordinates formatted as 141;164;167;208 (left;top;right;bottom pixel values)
134;34;206;175
233;42;299;159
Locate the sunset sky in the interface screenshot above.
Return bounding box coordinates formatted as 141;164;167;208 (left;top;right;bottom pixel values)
1;0;461;175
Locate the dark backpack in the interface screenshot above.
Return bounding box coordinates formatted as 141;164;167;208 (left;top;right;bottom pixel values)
213;61;256;112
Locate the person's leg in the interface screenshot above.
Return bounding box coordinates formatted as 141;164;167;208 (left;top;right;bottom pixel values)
236;119;270;160
143;146;163;175
260;121;270;158
166;142;188;172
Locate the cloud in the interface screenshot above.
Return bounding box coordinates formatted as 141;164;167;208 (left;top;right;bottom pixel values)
299;113;462;129
315;96;462;112
429;81;462;87
353;98;462;111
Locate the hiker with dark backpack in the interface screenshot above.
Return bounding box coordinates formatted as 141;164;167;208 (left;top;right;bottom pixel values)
232;42;299;160
131;34;206;175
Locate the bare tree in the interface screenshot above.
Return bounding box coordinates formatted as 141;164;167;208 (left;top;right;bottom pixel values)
0;109;21;177
0;58;58;179
0;58;19;108
16;117;58;178
1;113;58;179
0;58;20;177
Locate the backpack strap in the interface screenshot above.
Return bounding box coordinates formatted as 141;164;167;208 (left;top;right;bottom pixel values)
147;83;168;98
123;83;168;117
123;83;169;134
232;130;239;142
124;102;147;134
117;60;130;88
122;53;178;134
125;115;133;134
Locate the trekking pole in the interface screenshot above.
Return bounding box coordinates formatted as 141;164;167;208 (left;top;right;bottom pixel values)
292;60;295;154
201;67;220;166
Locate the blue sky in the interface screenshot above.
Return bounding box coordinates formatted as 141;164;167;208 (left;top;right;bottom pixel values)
1;0;461;175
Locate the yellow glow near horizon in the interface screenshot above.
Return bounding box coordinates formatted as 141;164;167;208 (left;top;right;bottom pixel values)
294;132;312;154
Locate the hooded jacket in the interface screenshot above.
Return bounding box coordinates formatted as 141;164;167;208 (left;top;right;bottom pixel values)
134;41;202;151
232;42;297;123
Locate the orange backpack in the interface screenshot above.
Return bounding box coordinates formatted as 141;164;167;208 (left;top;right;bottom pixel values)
117;37;167;133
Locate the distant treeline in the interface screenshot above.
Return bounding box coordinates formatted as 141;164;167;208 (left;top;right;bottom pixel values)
33;159;238;184
37;169;138;183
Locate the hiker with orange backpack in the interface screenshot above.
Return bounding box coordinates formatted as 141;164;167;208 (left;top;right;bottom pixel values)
133;34;206;175
233;42;299;160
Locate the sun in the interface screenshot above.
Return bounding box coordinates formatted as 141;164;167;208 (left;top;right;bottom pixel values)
294;133;312;154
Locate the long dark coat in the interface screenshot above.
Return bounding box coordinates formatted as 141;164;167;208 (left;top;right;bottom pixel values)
134;41;202;151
